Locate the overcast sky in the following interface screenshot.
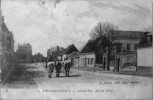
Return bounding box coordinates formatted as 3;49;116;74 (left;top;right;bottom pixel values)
1;0;152;56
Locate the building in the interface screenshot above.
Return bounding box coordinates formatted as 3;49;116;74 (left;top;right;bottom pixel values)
137;32;152;74
80;36;111;67
103;30;146;71
16;43;32;63
79;52;96;67
32;52;46;63
0;0;15;81
69;52;80;67
62;44;79;66
47;45;64;61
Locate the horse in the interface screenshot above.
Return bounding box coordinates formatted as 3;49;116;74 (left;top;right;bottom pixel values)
47;61;55;78
63;60;71;77
55;61;63;77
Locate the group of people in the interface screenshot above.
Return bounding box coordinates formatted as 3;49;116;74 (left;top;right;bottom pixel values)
46;59;71;78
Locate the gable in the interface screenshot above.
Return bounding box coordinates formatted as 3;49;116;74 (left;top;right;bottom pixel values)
64;44;78;54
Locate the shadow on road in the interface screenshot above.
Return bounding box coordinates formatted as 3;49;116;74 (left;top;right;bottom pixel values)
1;64;46;88
56;74;81;78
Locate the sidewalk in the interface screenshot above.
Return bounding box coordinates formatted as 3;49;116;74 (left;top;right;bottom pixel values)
0;65;14;85
1;64;37;88
72;67;152;77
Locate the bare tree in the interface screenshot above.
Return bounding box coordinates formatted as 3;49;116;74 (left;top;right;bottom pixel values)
90;22;119;42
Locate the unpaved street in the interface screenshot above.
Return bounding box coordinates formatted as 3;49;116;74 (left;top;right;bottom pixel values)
1;63;152;99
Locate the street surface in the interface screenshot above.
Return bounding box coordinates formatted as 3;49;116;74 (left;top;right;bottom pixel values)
1;63;152;99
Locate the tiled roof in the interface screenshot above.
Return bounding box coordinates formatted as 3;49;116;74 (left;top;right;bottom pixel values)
69;52;79;58
81;36;111;54
63;44;78;54
115;30;145;40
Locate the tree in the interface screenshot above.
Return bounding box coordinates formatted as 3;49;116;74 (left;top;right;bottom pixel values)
90;22;119;42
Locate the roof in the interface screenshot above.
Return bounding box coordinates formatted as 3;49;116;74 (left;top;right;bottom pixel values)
69;52;80;58
80;52;95;55
114;30;145;40
63;44;78;54
19;43;31;48
138;32;152;48
81;36;111;54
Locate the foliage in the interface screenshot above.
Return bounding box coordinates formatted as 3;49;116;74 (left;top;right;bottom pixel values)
90;21;119;42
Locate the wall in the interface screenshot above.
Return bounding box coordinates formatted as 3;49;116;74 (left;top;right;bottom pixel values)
79;53;95;67
137;47;153;67
118;53;136;68
115;39;140;52
70;57;79;67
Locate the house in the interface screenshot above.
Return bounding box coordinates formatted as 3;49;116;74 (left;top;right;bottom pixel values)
80;36;111;67
137;32;152;74
69;52;80;67
62;44;78;61
79;52;96;67
103;30;146;71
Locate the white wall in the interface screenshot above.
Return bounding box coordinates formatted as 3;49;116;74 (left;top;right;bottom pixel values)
137;47;153;67
79;53;95;67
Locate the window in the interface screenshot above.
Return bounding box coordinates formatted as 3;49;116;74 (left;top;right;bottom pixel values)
127;44;130;51
91;58;94;65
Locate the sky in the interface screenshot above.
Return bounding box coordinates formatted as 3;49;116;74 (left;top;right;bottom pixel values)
1;0;152;56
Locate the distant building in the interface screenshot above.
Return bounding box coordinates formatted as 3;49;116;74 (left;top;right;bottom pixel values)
16;43;32;63
69;52;80;67
62;44;79;66
33;52;45;63
47;45;64;61
137;32;152;74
